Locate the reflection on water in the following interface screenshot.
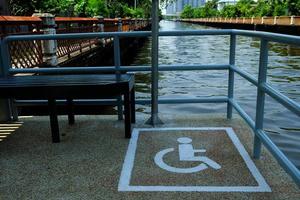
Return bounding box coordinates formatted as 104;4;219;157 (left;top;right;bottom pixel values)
131;20;300;169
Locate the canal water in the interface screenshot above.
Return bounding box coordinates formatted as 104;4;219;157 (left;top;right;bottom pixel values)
130;20;300;169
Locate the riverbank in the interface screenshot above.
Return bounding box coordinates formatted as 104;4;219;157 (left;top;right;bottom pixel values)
177;18;300;36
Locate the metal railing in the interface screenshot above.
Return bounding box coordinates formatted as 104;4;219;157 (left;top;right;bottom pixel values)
0;16;150;68
0;29;299;186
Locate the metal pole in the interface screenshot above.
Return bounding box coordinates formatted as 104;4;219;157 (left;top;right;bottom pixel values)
254;39;268;159
227;34;236;119
146;0;163;125
0;42;11;122
114;31;123;120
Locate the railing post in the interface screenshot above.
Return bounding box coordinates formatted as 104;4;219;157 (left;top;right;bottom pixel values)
254;39;269;159
118;18;122;32
0;43;11;122
134;18;138;30
146;0;163;125
114;24;123;120
32;13;58;67
94;16;105;47
261;16;265;24
227;34;236;119
274;16;278;25
290;16;295;25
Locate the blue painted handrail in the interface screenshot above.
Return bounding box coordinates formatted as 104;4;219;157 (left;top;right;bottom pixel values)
1;29;299;187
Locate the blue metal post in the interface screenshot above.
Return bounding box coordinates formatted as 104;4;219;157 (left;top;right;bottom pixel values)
113;36;123;120
0;41;11;121
227;34;236;119
146;0;163;125
254;39;268;159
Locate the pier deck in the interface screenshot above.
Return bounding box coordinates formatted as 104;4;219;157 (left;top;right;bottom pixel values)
0;114;299;199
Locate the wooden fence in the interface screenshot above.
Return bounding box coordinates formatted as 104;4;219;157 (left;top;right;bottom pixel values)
0;16;150;68
180;16;300;26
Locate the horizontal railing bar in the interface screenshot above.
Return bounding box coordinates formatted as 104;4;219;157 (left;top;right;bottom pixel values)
229;99;255;129
15;97;228;106
9;64;230;74
262;83;300;116
15;99;118;106
4;29;300;47
256;129;300;186
3;31;152;41
233;29;300;46
231;65;258;86
160;64;229;71
138;97;228;105
3;30;233;42
159;30;232;36
230;96;300;186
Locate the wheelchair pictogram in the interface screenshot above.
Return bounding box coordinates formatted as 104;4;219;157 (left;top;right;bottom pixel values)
154;137;221;173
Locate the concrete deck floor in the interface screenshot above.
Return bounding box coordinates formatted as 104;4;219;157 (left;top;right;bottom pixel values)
0;114;299;199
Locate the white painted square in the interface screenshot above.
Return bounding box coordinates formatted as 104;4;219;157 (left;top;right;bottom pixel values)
118;127;271;192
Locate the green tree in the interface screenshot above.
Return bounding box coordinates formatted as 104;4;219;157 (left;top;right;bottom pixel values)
8;0;39;15
86;0;108;17
193;7;206;18
286;0;300;15
8;0;167;18
255;0;287;16
203;0;219;17
180;5;195;18
235;0;255;17
220;5;238;17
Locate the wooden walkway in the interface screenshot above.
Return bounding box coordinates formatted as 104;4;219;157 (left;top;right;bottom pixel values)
0;16;150;69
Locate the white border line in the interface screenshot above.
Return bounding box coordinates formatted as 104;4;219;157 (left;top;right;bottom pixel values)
118;127;271;192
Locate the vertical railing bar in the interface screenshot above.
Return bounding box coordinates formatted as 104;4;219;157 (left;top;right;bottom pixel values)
1;40;12;76
0;40;13;121
254;39;269;159
227;33;236;119
113;35;123;120
146;0;163;125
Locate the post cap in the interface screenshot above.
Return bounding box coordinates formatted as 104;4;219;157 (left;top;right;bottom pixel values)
32;13;55;18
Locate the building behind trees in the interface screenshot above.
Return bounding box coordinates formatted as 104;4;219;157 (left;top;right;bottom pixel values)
166;0;206;16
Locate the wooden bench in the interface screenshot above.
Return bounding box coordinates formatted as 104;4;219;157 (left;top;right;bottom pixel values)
0;74;135;142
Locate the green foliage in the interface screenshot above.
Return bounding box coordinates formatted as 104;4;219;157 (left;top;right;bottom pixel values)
254;0;287;17
123;6;145;18
235;0;255;17
181;5;195;18
287;0;300;15
8;0;39;15
180;0;293;19
220;5;238;17
86;0;109;17
8;0;153;18
180;0;219;19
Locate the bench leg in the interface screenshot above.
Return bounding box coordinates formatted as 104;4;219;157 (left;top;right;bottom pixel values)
117;96;123;121
124;92;131;138
48;98;60;143
130;87;136;124
67;98;75;125
9;99;19;121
